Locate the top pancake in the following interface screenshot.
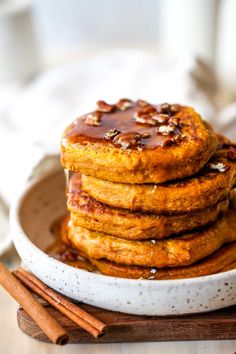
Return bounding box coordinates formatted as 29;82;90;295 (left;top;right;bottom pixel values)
61;99;218;184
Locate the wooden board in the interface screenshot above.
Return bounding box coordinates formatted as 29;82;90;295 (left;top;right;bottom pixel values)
17;304;236;343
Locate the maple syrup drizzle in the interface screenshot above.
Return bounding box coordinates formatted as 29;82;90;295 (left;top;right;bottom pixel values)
46;216;158;279
62;101;184;150
46;216;95;272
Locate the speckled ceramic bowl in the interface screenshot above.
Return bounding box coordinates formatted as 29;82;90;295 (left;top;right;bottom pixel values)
10;163;236;316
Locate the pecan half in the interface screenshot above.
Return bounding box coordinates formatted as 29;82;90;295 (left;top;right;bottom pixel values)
97;100;115;113
104;129;121;140
116;98;134;111
113;132;142;149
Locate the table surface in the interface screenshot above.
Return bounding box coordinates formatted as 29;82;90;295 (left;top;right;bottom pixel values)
1;246;236;354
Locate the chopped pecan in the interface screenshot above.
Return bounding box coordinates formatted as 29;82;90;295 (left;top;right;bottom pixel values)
160;103;171;112
139;105;157;115
97;100;115;113
158;125;175;135
169;116;180;126
136;99;151;107
134;111;157;126
104;129;121;140
134;115;148;124
151;113;169;124
113;132;142;149
173;131;185;142
157;103;179;115
84;111;102;126
170;104;180;113
116;98;133;110
161;130;184;146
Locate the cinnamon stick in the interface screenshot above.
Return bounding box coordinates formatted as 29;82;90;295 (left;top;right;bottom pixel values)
13;267;106;338
0;263;68;345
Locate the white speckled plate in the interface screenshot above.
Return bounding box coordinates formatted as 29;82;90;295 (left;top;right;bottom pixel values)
10;165;236;316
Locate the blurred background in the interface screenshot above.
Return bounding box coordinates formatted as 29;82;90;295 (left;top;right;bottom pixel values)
1;0;236;256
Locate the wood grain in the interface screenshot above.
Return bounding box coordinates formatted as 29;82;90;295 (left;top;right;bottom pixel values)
17;303;236;343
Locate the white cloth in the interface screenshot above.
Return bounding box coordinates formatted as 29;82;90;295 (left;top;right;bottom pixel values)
0;48;236;254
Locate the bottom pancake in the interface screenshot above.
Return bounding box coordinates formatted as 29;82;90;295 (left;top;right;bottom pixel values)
56;218;236;280
90;242;236;280
67;206;236;268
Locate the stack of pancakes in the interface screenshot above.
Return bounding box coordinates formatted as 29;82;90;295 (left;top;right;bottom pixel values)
60;99;236;280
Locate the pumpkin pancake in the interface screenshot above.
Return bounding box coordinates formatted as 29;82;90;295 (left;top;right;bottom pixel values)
67;206;236;268
80;143;236;213
96;252;236;276
67;173;229;240
58;217;236;279
81;171;234;214
61;100;218;184
90;242;236;280
222;260;236;272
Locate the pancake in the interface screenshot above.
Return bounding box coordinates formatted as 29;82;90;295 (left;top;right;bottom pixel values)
58;218;236;280
67;173;229;240
61;100;218;184
68;206;236;268
222;260;236;272
80;149;236;214
90;242;236;280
